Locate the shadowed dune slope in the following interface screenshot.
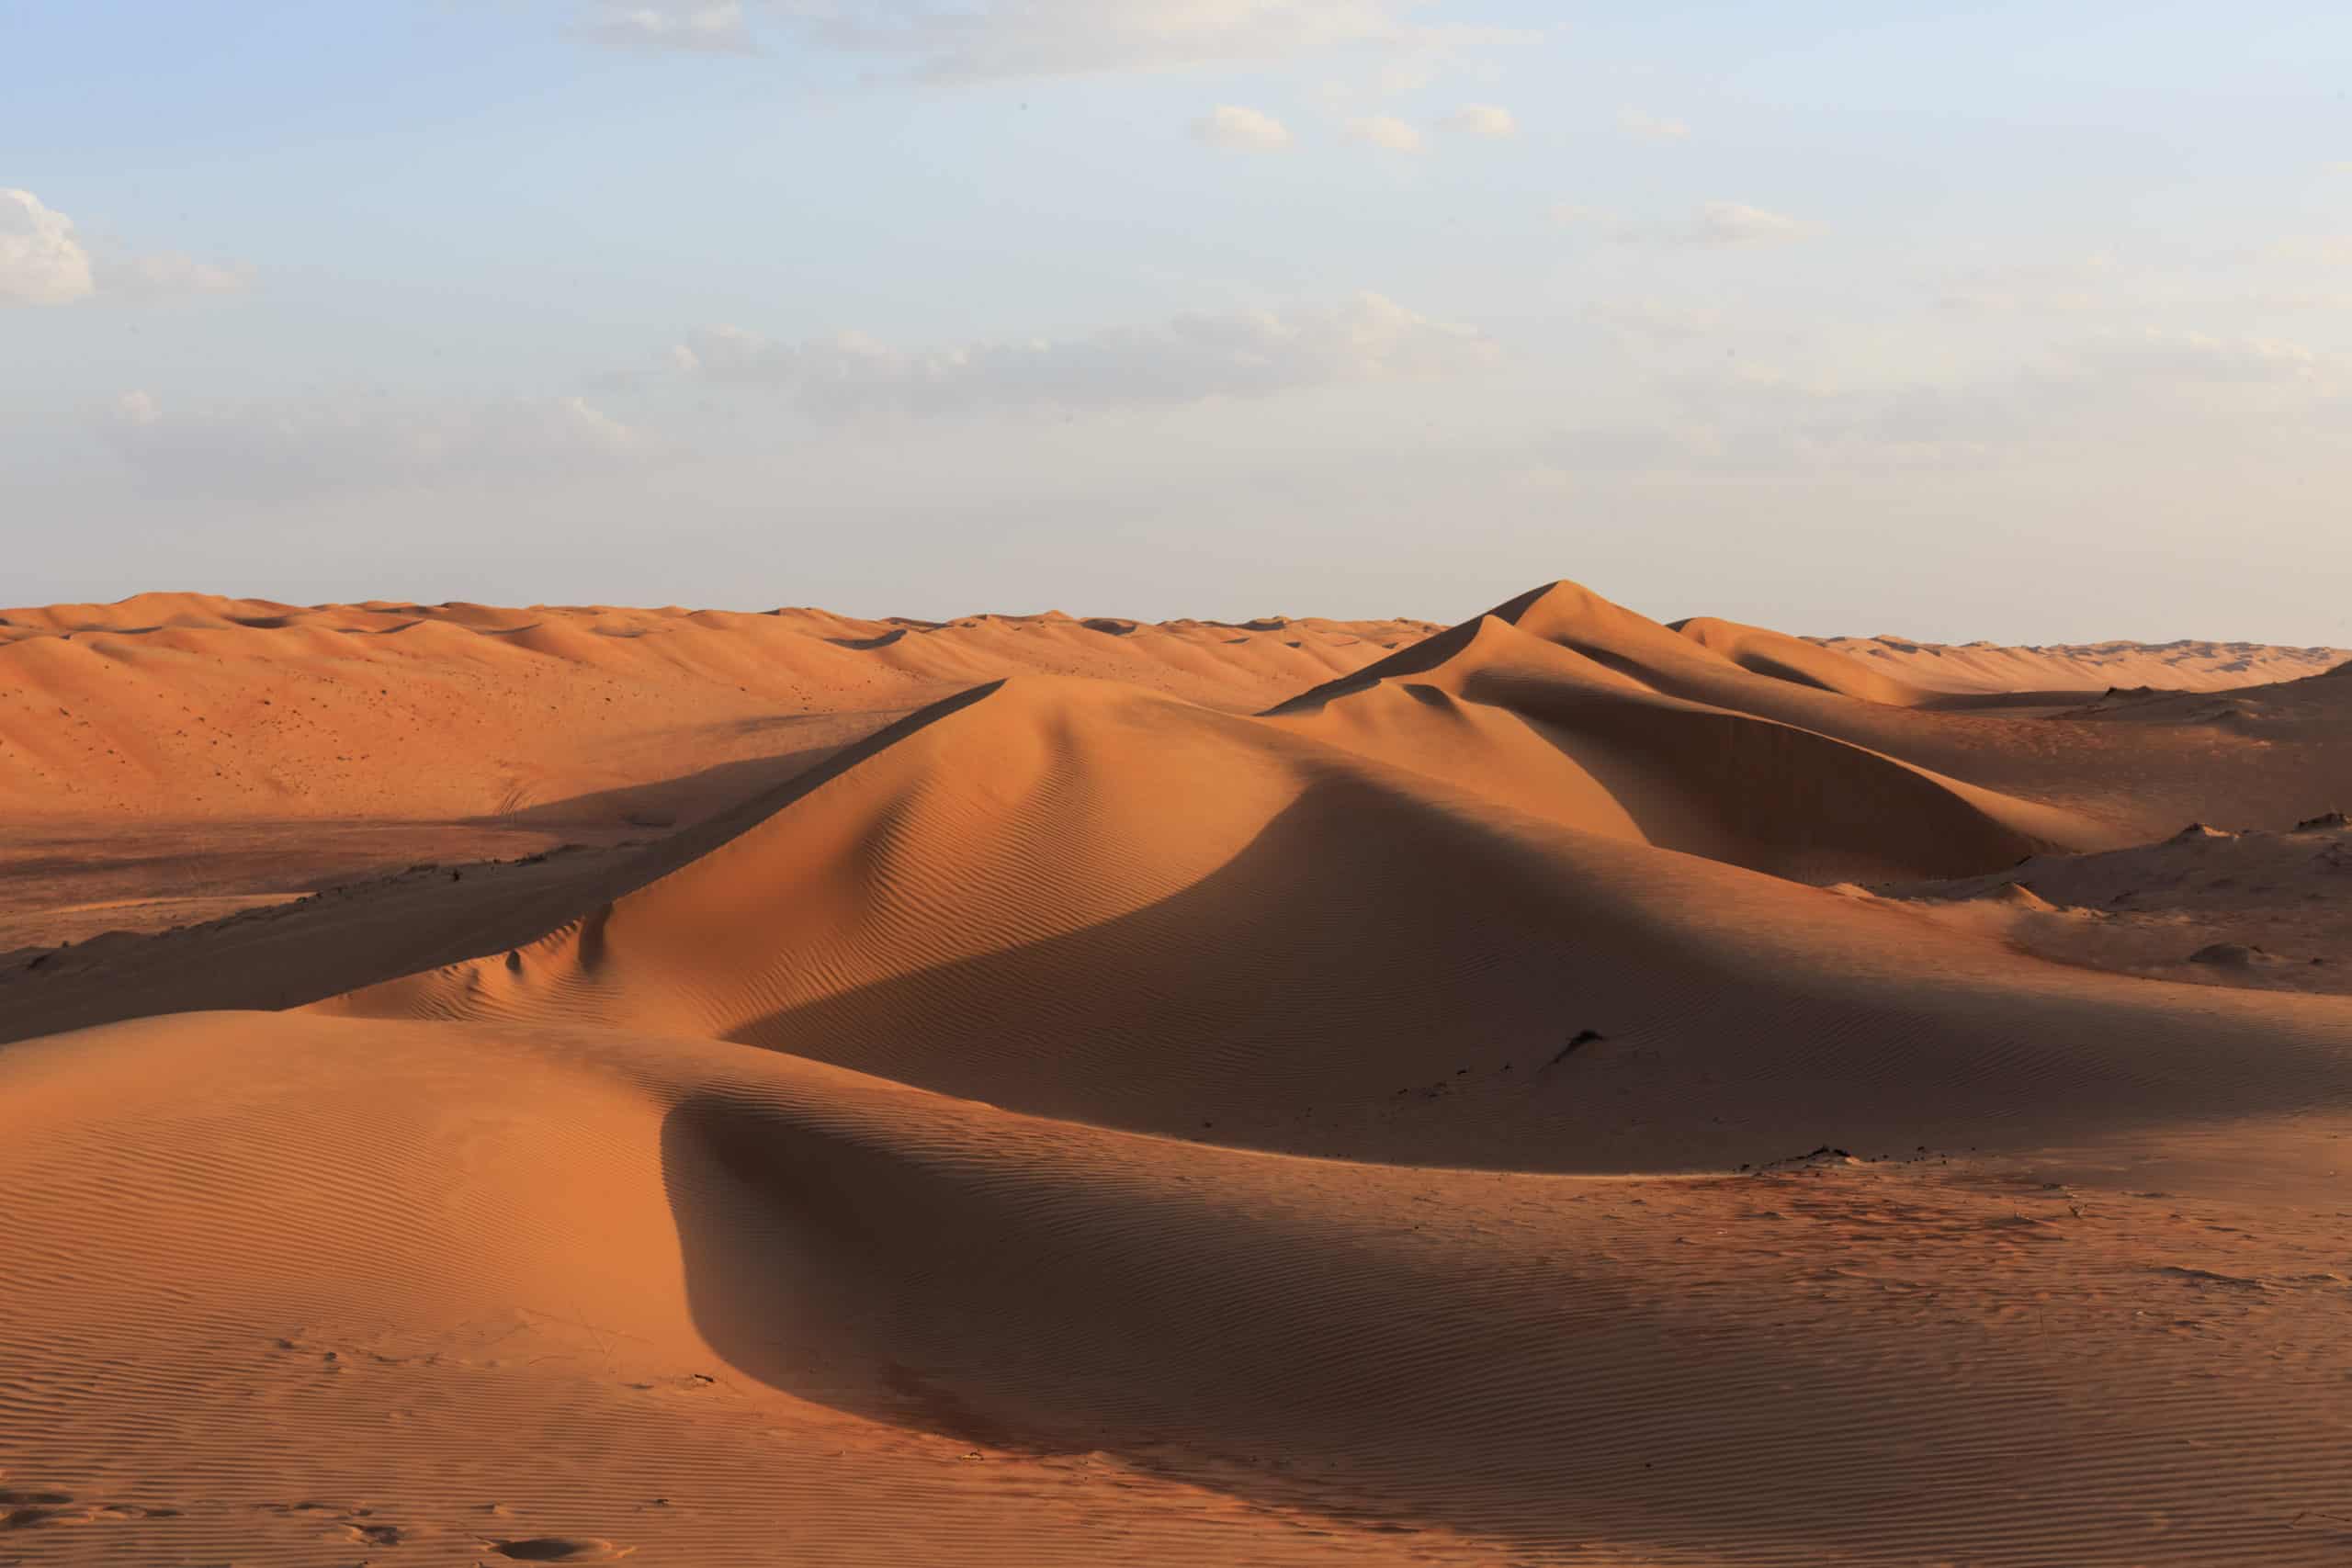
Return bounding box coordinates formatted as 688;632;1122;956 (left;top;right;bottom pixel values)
6;1011;2351;1565
0;1013;1537;1566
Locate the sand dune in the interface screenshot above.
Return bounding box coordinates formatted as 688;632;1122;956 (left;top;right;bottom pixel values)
1871;813;2352;997
7;576;2352;1564
0;592;1428;825
1272;606;2082;881
1280;581;2348;852
0;594;1430;958
1815;630;2352;694
1677;614;1940;706
8;1009;2350;1565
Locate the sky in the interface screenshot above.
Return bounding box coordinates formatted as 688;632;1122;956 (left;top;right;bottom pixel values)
4;0;2349;640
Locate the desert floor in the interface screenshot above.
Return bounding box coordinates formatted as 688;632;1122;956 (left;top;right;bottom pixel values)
5;583;2350;1566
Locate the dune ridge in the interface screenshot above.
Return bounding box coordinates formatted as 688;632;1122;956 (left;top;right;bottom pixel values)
1813;631;2352;694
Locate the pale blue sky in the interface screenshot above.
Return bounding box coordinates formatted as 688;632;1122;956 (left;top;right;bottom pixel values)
5;1;2348;639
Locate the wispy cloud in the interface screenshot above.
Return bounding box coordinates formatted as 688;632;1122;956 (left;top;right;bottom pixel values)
579;2;755;54
1673;201;1808;245
1583;298;1726;340
673;292;1498;418
1193;105;1294;152
1554;200;1815;247
97;252;254;299
1439;103;1517;139
733;0;1510;85
1551;202;1615;231
2068;328;2327;385
2271;235;2352;266
1548;329;2346;480
96;391;658;497
1936;254;2120;314
1616;107;1689;143
1345;115;1424;152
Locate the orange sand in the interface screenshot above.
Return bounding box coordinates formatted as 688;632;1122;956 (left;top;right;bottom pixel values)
5;581;2350;1565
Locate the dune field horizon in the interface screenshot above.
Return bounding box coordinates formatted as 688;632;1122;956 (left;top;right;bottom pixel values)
6;572;2352;1565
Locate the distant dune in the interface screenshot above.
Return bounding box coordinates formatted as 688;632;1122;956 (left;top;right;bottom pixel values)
1812;630;2352;694
6;579;2352;1565
0;592;1433;825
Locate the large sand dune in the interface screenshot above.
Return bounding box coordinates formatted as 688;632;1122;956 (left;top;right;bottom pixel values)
6;578;2352;1565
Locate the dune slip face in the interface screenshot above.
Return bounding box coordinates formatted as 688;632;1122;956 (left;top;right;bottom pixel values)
6;579;2352;1565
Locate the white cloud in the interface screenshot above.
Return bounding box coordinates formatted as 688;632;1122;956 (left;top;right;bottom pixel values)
3;188;250;307
1616;107;1689;143
1439;103;1516;138
1193;104;1293;152
580;2;755;53
674;291;1498;417
97;391;657;497
1;188;96;306
1345;115;1424;152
